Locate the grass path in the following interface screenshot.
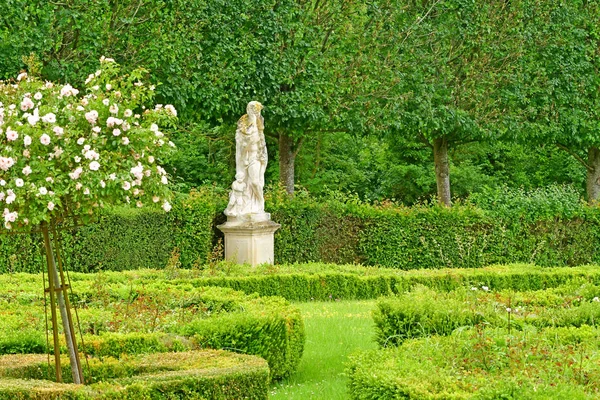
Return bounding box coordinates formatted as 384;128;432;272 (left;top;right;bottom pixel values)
270;300;377;400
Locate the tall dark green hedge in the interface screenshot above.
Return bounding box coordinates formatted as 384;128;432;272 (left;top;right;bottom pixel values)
2;188;600;273
0;189;220;273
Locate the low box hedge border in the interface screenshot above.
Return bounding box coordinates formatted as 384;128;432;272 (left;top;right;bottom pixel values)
0;283;304;380
64;263;600;301
0;350;269;400
347;326;600;400
372;282;600;347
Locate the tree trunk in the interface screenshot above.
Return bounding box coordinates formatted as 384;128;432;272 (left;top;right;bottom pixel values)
587;147;600;204
279;133;296;195
42;223;83;384
433;136;451;207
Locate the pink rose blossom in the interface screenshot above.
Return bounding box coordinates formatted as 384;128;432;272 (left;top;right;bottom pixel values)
47;202;55;211
20;97;34;111
85;110;99;124
6;128;18;141
41;113;56;123
40;134;51;145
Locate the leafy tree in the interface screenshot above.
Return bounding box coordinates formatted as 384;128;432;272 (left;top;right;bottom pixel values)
369;0;523;206
1;0;379;195
516;0;600;202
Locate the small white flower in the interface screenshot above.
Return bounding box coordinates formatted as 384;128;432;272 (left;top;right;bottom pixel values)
34;92;43;100
109;173;117;181
162;201;172;212
17;72;28;81
161;176;168;185
6;128;18;141
506;308;512;313
593;297;600;303
136;201;143;208
165;104;177;116
23;135;31;146
15;178;24;187
40;134;51;145
150;123;159;132
22;166;31;176
76;105;84;111
89;161;100;171
102;98;110;106
113;128;121;136
53;126;64;136
471;287;478;291
74;156;81;163
100;180;106;188
20;97;34;111
39;187;47;195
124;109;133;117
152;196;160;203
482;286;489;292
92;126;101;133
122;181;131;190
47;201;55;211
84;187;90;195
122;137;130;145
148;156;155;163
109;104;118;114
46;177;54;183
85;110;99;124
106;84;112;91
42;113;56;123
77;137;85;145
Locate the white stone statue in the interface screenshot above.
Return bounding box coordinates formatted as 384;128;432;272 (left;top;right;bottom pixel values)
224;101;268;219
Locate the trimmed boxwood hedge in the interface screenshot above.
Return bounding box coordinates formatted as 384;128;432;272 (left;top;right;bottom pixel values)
63;263;600;302
348;326;600;400
0;280;304;380
0;350;269;399
3;188;600;273
373;282;600;347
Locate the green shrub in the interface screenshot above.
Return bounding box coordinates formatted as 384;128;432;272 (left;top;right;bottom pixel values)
0;350;269;399
0;281;303;380
373;282;600;347
348;326;600;400
0;188;220;274
4;187;600;272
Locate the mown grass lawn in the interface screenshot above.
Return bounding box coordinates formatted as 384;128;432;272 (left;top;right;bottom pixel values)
270;300;377;400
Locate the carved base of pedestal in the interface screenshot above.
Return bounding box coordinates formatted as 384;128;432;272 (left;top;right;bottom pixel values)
217;216;280;266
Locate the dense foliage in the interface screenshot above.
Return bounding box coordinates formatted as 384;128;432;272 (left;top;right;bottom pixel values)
2;186;600;273
0;275;304;380
0;60;176;229
349;279;600;399
1;0;595;203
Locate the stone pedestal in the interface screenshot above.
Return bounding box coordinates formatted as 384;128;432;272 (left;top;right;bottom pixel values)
217;213;280;266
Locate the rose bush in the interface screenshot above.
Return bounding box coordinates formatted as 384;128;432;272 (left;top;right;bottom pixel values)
0;57;177;229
